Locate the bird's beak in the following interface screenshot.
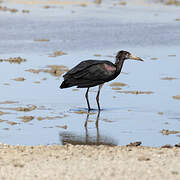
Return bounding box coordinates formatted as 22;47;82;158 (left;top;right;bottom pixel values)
129;54;144;61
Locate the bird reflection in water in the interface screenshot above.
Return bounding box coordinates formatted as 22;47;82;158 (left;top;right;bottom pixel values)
60;111;117;146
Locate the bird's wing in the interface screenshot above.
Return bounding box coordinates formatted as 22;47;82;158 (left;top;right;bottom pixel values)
62;60;116;88
83;63;116;80
63;60;107;79
75;63;116;88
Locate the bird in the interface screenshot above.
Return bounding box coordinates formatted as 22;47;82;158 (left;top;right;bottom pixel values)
60;50;143;111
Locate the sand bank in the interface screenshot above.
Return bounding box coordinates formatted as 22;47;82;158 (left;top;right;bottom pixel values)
0;144;180;180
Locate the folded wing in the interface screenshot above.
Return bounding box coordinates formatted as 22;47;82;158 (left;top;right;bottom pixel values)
61;60;116;88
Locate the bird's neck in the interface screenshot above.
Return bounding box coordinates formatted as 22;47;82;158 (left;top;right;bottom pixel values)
115;58;125;75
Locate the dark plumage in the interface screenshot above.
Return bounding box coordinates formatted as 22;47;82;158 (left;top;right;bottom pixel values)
60;60;116;88
60;50;143;111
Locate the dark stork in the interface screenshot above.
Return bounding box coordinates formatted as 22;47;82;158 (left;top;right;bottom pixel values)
60;50;143;111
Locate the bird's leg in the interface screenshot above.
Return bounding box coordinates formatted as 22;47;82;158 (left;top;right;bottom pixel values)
85;88;91;112
96;84;103;111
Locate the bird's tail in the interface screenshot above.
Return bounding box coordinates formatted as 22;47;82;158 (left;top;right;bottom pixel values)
60;79;75;89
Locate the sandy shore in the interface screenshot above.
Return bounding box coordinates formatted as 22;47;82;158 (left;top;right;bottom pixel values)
0;144;180;180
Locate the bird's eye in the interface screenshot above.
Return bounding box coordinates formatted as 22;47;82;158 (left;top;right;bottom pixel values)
126;54;130;59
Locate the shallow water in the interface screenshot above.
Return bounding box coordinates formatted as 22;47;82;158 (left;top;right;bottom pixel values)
0;0;180;146
0;45;179;147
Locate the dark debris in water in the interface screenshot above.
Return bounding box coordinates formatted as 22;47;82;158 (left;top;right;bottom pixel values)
160;129;180;135
79;3;88;7
3;83;10;86
0;101;18;104
162;143;180;148
173;95;180;100
112;87;122;90
0;57;26;64
56;125;68;129
44;5;51;9
37;115;66;121
119;1;127;6
25;65;69;77
161;144;173;148
22;9;30;13
73;110;95;115
49;51;67;57
0;5;30;13
151;57;158;60
161;77;177;80
0;119;6;123
33;81;40;84
0;111;10;116
34;39;49;42
126;141;142;147
93;54;101;57
165;0;180;6
16;105;37;112
0;105;37;112
117;90;153;95
0;6;18;13
175;143;180;147
7;121;18;126
19;116;34;123
0;111;5;116
158;112;164;115
12;77;26;82
47;65;69;76
110;82;127;87
102;118;114;123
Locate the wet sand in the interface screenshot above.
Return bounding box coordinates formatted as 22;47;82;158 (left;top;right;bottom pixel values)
0;144;180;180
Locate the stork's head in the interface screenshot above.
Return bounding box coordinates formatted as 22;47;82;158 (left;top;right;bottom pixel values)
116;50;144;63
